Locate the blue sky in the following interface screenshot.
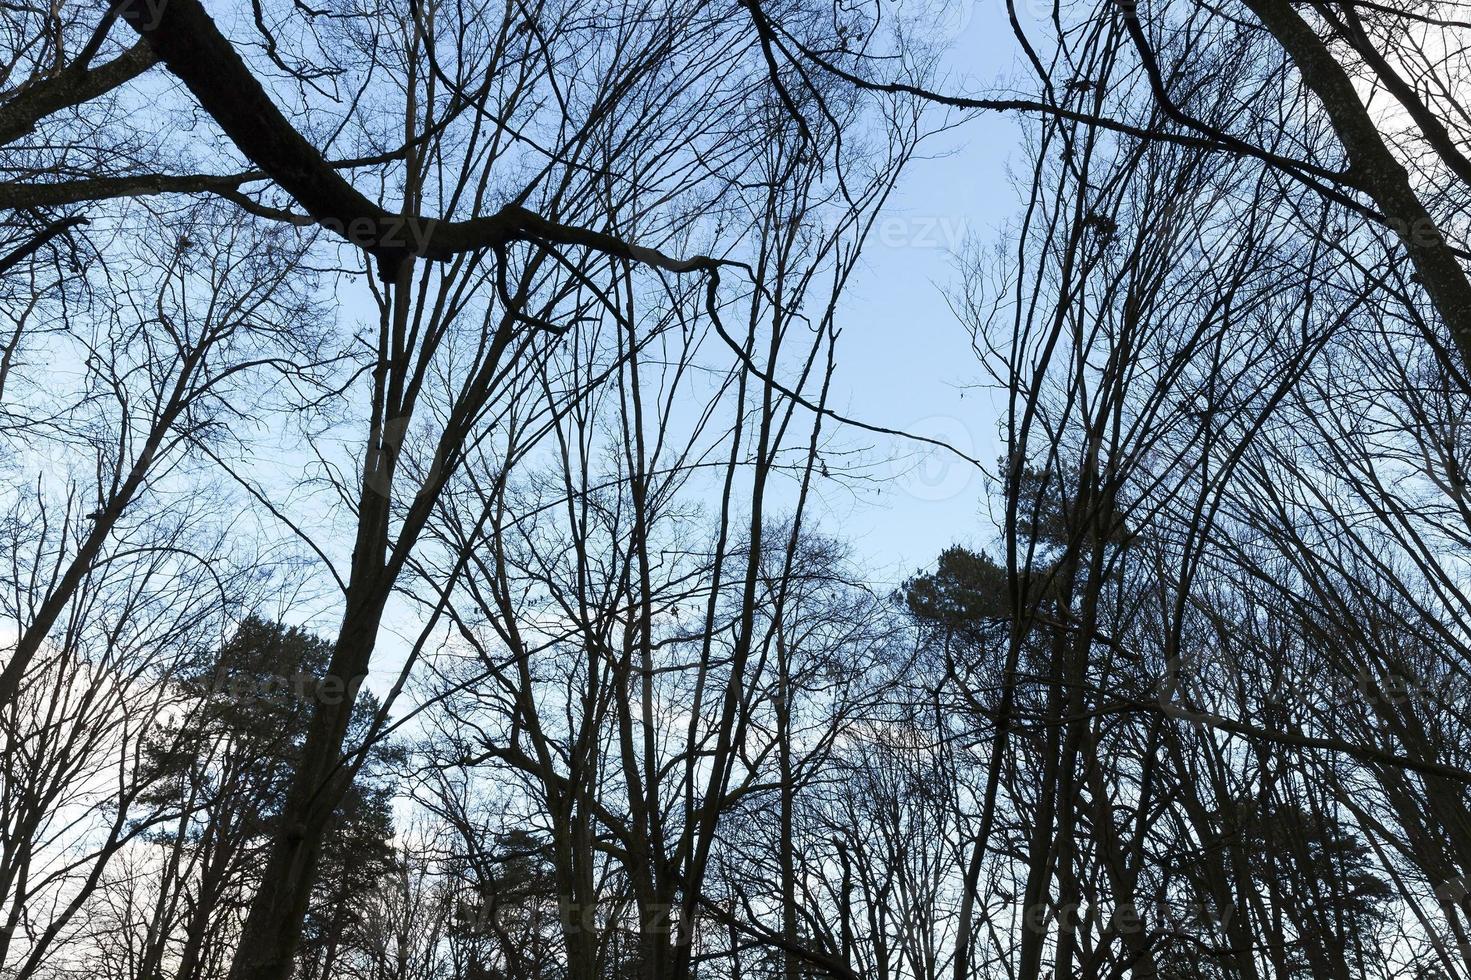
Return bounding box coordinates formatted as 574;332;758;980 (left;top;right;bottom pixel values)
814;2;1025;586
296;0;1032;704
316;2;1029;619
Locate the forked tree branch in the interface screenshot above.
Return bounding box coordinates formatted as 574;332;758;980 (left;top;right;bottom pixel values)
108;0;727;279
0;39;155;146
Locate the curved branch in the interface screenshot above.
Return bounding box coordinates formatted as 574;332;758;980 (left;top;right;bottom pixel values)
109;0;724;279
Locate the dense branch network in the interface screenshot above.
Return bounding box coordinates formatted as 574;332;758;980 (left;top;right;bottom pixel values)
105;0;729;280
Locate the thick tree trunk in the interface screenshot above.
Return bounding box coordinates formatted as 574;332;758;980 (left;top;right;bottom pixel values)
224;594;386;980
1240;0;1471;374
